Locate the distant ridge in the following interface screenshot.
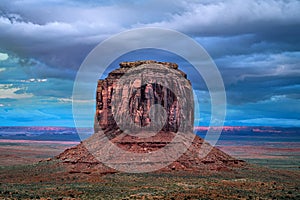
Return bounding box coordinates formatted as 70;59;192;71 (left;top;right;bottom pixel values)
0;126;92;141
0;126;298;142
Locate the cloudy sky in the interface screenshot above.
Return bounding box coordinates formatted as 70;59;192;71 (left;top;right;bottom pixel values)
0;0;299;127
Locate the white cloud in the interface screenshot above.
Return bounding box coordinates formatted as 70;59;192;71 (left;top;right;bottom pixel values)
20;78;47;83
57;97;94;104
0;53;8;61
57;97;72;103
0;68;6;72
0;84;33;99
270;95;286;102
0;103;4;107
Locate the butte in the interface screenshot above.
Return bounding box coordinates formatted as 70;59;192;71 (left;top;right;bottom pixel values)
57;60;245;174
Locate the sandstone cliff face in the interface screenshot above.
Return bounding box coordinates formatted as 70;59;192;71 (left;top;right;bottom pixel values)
95;60;193;138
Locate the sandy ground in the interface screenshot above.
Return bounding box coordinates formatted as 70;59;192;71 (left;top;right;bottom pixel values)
0;140;78;166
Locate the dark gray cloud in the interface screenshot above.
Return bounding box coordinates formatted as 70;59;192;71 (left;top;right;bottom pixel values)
0;0;185;71
0;0;299;69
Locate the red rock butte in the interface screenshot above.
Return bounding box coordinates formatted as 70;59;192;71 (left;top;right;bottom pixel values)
57;60;245;173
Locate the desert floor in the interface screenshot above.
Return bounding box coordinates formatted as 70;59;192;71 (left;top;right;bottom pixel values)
0;140;299;199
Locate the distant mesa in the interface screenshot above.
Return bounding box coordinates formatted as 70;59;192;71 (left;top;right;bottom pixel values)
57;60;245;173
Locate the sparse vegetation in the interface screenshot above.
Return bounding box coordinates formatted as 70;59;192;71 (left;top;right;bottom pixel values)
0;160;299;199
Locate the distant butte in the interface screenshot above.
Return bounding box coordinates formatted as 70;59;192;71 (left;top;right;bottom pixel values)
57;60;245;173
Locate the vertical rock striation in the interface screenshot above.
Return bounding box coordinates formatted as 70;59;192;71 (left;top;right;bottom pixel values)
95;60;193;138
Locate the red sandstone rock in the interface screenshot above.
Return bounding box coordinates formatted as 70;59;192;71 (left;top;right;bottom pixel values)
95;60;192;137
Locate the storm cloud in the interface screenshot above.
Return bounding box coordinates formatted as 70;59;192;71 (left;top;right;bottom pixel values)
0;0;299;126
